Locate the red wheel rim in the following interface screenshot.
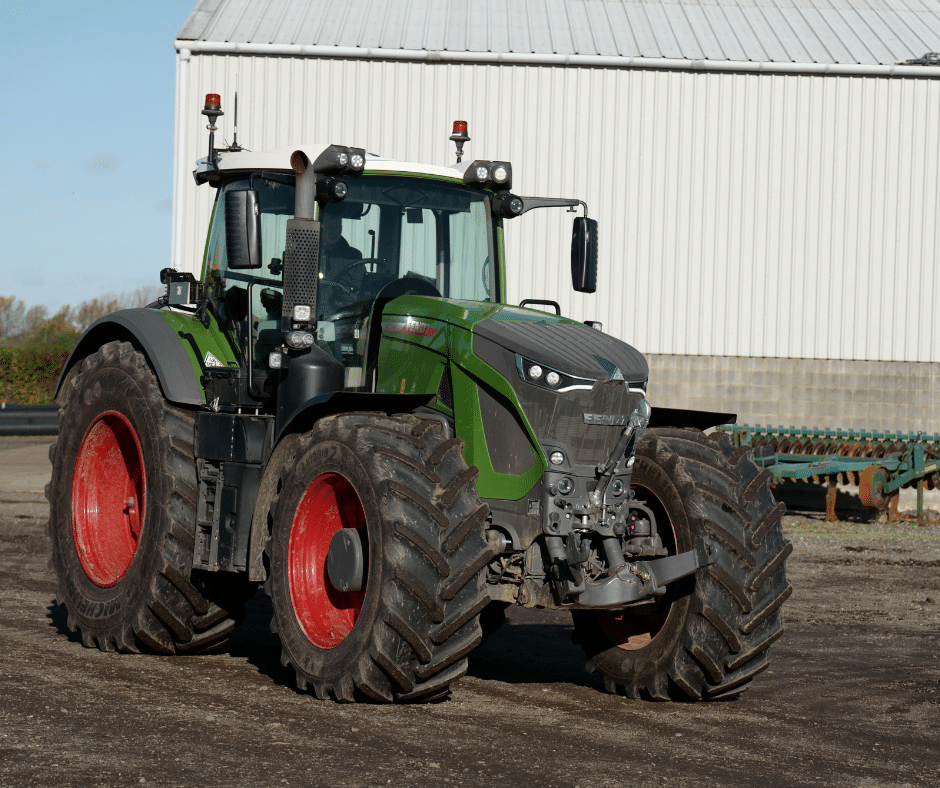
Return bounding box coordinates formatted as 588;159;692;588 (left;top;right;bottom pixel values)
289;472;367;648
596;483;676;651
71;411;147;588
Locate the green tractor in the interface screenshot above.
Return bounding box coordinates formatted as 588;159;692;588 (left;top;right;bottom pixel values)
47;98;790;702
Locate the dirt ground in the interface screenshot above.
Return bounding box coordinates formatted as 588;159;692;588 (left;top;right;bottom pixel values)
1;436;938;787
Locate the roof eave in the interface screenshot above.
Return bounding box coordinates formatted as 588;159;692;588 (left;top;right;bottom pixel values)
174;40;940;78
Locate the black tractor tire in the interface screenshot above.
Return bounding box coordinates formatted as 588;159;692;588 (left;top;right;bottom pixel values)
266;413;492;702
47;341;255;654
572;428;792;700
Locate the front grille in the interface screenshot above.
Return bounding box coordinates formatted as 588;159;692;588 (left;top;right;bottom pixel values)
512;379;642;465
473;332;642;468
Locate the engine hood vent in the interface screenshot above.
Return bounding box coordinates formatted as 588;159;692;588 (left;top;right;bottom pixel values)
473;318;648;383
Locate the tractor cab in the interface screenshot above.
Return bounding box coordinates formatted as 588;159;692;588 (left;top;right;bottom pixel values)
197;149;504;397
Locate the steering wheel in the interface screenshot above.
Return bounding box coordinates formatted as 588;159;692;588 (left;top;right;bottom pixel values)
376;277;442;299
334;258;394;288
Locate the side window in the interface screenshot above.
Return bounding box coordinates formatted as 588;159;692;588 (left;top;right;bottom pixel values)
448;200;492;300
399;208;437;281
202;178;294;367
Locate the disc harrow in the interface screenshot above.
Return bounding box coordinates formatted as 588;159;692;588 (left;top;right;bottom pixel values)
718;425;940;522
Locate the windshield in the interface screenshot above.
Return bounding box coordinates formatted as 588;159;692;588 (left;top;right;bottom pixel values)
317;175;497;319
203;173;498;386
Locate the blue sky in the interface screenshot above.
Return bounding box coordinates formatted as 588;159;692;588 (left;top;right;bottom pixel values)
1;0;198;311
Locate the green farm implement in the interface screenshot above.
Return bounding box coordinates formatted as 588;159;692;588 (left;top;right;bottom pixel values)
721;425;940;522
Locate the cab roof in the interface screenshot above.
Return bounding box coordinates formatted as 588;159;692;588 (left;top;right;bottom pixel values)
201;144;465;182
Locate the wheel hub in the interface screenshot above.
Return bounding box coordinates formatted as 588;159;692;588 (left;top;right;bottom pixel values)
326;528;365;593
288;473;367;648
71;411;147;588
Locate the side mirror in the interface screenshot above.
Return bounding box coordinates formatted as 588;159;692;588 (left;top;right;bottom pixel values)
225;189;262;269
571;217;598;293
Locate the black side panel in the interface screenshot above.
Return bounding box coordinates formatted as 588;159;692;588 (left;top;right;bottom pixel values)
196;413;273;464
217;462;262;572
477;383;535;476
274;345;346;436
648;407;737;431
55;309;204;406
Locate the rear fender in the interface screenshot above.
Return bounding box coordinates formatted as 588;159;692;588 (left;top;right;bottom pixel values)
55;309;206;406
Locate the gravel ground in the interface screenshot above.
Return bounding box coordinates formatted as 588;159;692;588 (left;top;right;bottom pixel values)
0;437;938;787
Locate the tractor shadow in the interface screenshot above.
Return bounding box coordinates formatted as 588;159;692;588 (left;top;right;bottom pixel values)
228;590;604;693
227;589;297;689
45;590;603;694
46;601;84;644
465;606;604;691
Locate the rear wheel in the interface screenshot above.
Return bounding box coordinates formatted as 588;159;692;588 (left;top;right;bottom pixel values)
572;428;792;700
266;413;492;702
47;341;254;654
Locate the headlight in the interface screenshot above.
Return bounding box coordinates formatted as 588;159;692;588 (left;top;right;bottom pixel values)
316;177;349;202
292;304;312;322
516;355;595;393
491;192;524;219
285;331;314;349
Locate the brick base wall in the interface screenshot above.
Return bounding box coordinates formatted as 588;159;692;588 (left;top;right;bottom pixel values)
645;355;940;434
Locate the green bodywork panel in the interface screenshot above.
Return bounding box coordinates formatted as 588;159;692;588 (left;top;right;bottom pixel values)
155;310;240;404
376;297;583;500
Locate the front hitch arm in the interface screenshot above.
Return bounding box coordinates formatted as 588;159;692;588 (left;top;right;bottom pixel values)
574;537;717;608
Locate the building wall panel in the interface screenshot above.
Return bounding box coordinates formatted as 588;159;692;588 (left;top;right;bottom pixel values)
173;54;940;363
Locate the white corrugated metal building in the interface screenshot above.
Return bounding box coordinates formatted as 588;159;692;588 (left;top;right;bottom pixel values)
172;0;940;433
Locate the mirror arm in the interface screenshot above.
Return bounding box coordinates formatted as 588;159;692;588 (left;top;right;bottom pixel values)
517;197;588;218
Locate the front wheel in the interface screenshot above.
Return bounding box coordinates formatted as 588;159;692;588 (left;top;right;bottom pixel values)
572;428;792;700
266;414;492;702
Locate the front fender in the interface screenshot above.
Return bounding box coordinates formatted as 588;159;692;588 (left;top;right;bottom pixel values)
276;390;436;443
55;309;206;406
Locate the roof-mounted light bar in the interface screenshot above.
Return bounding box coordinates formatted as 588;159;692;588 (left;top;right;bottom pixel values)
463;160;512;191
312;144;366;176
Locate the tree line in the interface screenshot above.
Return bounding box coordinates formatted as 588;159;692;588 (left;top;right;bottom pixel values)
1;289;160;405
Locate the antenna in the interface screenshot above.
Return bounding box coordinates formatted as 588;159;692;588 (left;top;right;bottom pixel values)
231;90;240;150
220;78;245;153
